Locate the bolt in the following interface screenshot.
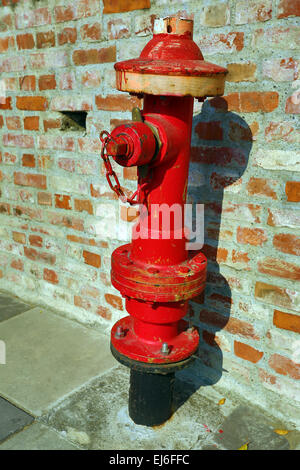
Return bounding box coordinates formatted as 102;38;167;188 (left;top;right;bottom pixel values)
161;342;169;355
115;325;125;338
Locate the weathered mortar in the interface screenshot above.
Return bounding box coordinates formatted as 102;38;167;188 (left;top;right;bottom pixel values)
0;0;299;426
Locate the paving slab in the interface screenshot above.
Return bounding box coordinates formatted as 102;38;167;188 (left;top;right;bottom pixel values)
44;365;296;450
0;397;34;443
44;366;226;450
0;292;33;323
210;404;291;450
0;307;117;416
0;422;80;450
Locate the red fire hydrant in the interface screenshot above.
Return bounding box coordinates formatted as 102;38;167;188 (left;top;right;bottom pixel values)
100;17;227;426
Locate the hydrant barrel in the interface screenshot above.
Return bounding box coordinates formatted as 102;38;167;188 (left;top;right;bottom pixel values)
100;16;228;426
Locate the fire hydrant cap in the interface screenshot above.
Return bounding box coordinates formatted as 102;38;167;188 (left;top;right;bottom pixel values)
115;17;227;98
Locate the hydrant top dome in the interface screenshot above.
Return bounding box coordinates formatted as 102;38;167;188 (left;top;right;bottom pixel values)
114;17;228;98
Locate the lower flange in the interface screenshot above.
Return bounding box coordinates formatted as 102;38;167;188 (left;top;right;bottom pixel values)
111;315;199;365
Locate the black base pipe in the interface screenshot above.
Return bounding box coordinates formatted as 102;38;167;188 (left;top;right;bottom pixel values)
129;369;175;426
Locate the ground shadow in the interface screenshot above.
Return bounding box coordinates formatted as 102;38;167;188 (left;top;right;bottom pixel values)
173;97;253;411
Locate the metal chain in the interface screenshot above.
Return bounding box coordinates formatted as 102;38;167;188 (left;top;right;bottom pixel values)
100;131;139;206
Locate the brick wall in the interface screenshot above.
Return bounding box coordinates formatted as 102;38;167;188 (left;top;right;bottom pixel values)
0;0;299;424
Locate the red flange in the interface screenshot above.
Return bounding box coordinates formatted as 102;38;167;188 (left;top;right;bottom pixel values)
111;316;199;364
111;243;206;303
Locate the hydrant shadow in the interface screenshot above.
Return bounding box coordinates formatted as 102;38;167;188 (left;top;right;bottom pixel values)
173;97;253;412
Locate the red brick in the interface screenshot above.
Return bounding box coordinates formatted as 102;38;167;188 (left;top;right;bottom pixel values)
37;192;52;206
55;194;72;210
11;259;24;271
195;121;223;140
265;121;299;142
58;27;77;45
201;244;228;263
0;13;12;32
0;35;14;52
74;295;92;310
277;0;300;18
0;97;12;110
38;75;56;91
96;306;111;320
231;249;251;267
96;94;142;112
43;118;62;132
199;309;259;340
235;0;272;24
234;341;264;363
229;121;258;142
269;353;300;380
83;250;101;268
58;158;75;172
67;234;97;247
246;177;277;199
224;91;279;113
80;285;100;299
29;234;43;247
237;226;267;246
255;281;297;310
198;32;244;54
47;213;84;232
24;116;39;131
258;257;300;281
285;181;300;202
22;154;35;168
210;172;240;191
104;293;123;310
12;231;26;244
14;172;47;189
273;233;300;256
1;77;17;91
274;309;300;334
81;71;101;88
72;46;116;65
16;96;48;111
38;155;53;170
40;136;75;152
13;205;41;220
190;145;246;167
16;33;35;50
263;58;299;82
108;19;130;39
54;5;76;23
0;203;10;215
36;30;55;49
285;95;300;114
3;151;17;164
6;116;21;130
226;62;257;82
19;75;36;91
43;268;59;284
103;0;150;14
252;26;300;50
74;199;93;215
24;246;55;265
80;23;102;41
15;7;51;29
